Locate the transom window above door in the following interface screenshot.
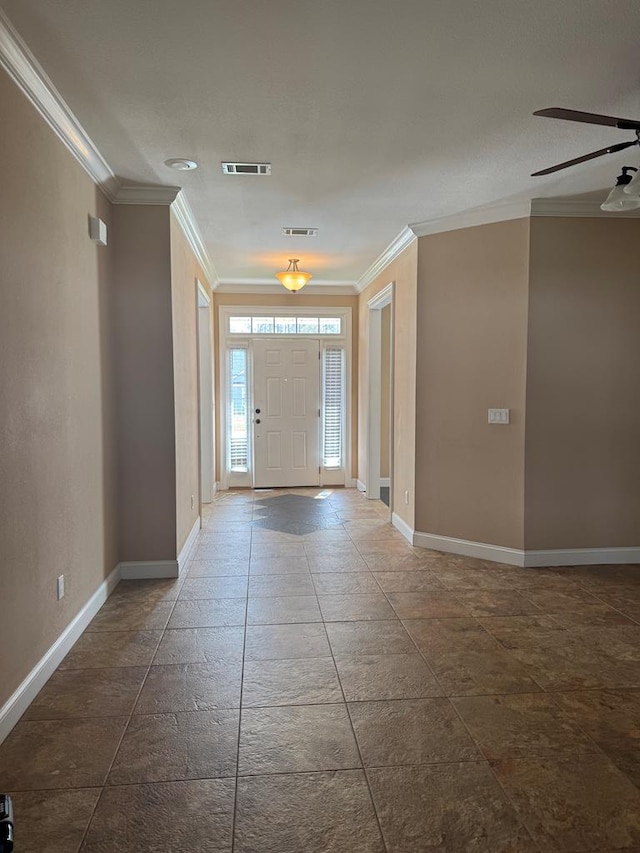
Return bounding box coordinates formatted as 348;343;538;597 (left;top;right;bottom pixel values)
228;315;342;335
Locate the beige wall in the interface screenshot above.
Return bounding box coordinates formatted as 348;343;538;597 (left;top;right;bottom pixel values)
415;220;530;549
170;215;212;551
359;241;418;527
380;303;392;479
112;205;176;561
0;68;118;708
213;292;359;482
525;217;640;549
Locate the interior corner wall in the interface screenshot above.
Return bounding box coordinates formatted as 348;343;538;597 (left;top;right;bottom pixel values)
415;219;529;549
525;216;640;550
358;241;418;528
0;67;118;709
170;214;213;552
379;304;392;479
112;205;177;561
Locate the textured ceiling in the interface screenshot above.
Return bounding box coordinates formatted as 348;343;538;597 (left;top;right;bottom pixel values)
2;0;640;284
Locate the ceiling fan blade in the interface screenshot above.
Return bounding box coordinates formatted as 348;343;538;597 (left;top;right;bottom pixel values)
531;140;638;176
534;107;640;131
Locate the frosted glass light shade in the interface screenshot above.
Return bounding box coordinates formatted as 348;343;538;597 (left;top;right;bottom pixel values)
601;185;640;211
622;168;640;196
275;259;312;292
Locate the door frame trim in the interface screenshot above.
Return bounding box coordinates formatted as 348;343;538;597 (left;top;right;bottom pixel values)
367;282;394;506
218;305;352;490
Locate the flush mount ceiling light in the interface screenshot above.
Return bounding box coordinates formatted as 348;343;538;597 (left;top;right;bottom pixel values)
275;259;312;292
600;166;640;211
165;158;198;171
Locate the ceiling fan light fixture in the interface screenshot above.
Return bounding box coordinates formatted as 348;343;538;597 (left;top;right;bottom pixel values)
600;167;640;211
275;259;312;292
622;166;640;197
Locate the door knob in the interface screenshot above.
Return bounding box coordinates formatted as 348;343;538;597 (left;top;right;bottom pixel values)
255;418;261;424
255;408;261;414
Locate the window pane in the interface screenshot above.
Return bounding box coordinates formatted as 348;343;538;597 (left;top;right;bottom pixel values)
252;317;274;334
297;317;319;334
274;316;297;334
319;317;341;335
323;347;344;469
228;349;248;471
229;316;251;334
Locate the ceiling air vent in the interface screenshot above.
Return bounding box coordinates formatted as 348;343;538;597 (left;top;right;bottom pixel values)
221;162;271;175
282;227;319;237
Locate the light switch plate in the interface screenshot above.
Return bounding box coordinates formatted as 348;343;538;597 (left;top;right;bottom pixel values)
488;408;510;424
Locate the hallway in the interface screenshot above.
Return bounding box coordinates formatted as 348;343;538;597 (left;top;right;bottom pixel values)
1;488;640;851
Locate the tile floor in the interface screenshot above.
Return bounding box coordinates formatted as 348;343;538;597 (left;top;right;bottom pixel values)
1;488;640;851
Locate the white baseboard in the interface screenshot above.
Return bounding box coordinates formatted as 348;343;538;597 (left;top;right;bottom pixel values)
380;477;390;487
118;560;179;579
0;564;120;745
413;531;640;568
392;512;414;544
178;516;201;573
356;479;366;492
213;481;219;497
523;546;640;568
413;531;525;565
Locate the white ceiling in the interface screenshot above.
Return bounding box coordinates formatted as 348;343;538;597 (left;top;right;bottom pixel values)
2;0;640;286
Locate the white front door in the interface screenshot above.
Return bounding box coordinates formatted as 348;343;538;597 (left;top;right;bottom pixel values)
253;338;320;487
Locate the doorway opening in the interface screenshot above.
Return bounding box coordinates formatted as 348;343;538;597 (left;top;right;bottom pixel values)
367;283;394;508
196;282;214;508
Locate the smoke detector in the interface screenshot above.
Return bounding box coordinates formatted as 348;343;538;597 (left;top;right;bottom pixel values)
221;162;272;175
165;158;198;171
282;227;319;237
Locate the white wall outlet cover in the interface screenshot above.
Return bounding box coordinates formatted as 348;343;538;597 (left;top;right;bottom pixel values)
488;408;510;424
89;216;108;246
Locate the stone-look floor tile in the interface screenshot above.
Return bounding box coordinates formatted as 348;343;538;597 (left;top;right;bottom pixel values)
24;667;147;719
195;545;251;561
307;553;370;573
372;571;447;592
250;543;307;558
167;598;246;629
521;587;608;613
492;755;640;851
363;553;433;573
550;607;638;627
244;623;331;660
451;589;543;617
349;698;481;766
423;647;544;696
551;689;640;787
239;704;361;774
247;594;322;625
478;615;564;649
111;577;184;603
59;630;162;669
434;566;516;591
242;657;343;706
0;717;127;790
318;593;397;622
135;662;242;713
10;788;101;853
452;693;598;760
87;599;173;632
248;573;315;597
387;590;469;619
234;771;385;853
109;709;240;783
404;617;498;654
249;556;310;575
355;540;416;557
368;763;537;853
326;620;416;656
80;779;235;853
178;576;248;599
153;626;245;664
312;572;380;594
187;559;250;577
335;653;443;701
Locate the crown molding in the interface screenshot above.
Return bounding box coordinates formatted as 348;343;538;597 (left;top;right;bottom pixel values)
113;184;181;205
172;192;219;286
410;200;532;238
0;8;118;198
356;226;416;293
215;281;358;295
531;198;640;218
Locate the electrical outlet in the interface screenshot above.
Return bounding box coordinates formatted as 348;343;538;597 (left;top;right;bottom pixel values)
57;575;65;600
404;490;409;505
191;494;195;510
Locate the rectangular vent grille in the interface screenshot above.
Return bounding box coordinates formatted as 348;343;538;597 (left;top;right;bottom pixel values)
221;162;271;175
282;227;319;237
